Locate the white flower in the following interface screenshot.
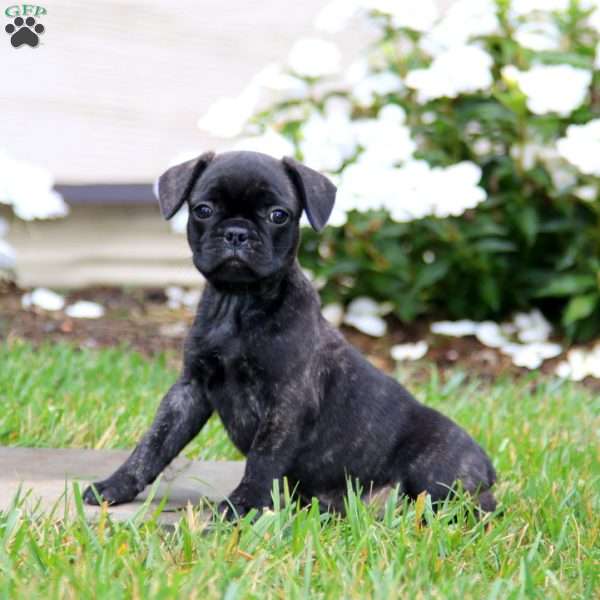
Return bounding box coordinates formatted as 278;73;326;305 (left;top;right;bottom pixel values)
430;162;487;217
420;0;500;56
431;320;479;337
501;64;520;86
421;111;436;125
234;128;295;158
299;97;356;172
197;86;260;138
197;63;309;140
327;205;349;227
510;142;558;171
514;19;561;51
555;345;600;381
473;138;493;156
165;286;202;310
574;185;597;202
431;311;560;369
422;250;435;264
432;310;560;369
169;204;188;234
509;64;592;116
363;0;439;32
390;341;429;361
391;161;486;221
288;38;341;78
406;45;494;102
0;152;68;221
11;189;66;221
21;288;65;311
555;361;573;380
465;122;483;137
252;63;309;100
351;71;404;106
353;104;415;166
550;167;577;192
514;309;552;342
346;297;381;316
65;301;105;319
344;59;369;86
335;162;397;214
321;303;344;327
476;321;508;348
343;296;388;337
344;313;387;337
500;309;560;369
557;119;600;177
500;342;562;369
596;41;600;70
337;159;486;223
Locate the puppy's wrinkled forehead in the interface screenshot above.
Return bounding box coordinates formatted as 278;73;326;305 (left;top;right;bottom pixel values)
191;152;299;211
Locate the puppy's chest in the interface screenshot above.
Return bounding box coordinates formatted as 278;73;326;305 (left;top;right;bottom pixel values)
197;331;268;453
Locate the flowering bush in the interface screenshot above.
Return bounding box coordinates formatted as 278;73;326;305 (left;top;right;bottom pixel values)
198;0;600;342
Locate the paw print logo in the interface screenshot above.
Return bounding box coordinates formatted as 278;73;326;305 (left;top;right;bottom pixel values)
5;16;45;48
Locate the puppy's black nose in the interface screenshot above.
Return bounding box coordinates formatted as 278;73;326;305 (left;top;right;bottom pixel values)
224;226;249;248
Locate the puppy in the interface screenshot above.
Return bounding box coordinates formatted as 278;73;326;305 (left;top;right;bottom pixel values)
83;151;497;516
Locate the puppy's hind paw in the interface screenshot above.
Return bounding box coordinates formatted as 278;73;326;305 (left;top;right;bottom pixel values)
477;489;497;513
216;498;254;521
216;495;270;522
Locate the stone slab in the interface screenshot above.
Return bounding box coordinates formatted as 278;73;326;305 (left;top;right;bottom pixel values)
0;447;245;525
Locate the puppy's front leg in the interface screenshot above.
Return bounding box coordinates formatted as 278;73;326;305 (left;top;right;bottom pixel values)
83;378;212;506
219;405;308;519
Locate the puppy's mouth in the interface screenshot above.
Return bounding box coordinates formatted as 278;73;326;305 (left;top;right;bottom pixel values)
220;249;252;266
221;254;250;270
192;242;275;284
208;250;259;282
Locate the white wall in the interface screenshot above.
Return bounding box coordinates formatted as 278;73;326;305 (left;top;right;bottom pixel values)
1;0;453;183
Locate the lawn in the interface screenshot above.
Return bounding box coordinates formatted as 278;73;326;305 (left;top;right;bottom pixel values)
0;340;598;599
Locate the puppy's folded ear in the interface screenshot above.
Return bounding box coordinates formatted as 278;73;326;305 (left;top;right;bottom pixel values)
157;152;215;220
282;156;336;231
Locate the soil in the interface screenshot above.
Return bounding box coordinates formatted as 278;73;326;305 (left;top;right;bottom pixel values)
0;280;580;383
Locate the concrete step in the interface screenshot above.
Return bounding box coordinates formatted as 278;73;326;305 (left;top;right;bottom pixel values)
0;447;245;526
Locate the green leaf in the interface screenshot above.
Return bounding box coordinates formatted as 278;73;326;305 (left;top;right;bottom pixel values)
563;293;599;326
517;206;539;245
538;218;574;233
534;274;596;297
465;220;508;238
479;276;501;312
413;260;450;289
473;238;517;253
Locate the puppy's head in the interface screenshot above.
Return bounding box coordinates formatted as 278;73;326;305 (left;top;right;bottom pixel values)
157;151;336;285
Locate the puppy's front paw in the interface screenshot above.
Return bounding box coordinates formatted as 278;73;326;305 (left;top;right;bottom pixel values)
217;485;271;521
83;474;140;506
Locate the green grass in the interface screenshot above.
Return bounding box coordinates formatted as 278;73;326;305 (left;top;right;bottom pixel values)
0;340;598;599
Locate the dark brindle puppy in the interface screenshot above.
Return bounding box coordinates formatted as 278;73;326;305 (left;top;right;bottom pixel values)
83;151;497;516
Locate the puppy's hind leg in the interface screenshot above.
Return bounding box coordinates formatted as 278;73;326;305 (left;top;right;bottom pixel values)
83;378;213;506
469;454;498;516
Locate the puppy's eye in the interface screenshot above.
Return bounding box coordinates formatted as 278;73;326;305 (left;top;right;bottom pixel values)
268;208;289;225
194;204;213;219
